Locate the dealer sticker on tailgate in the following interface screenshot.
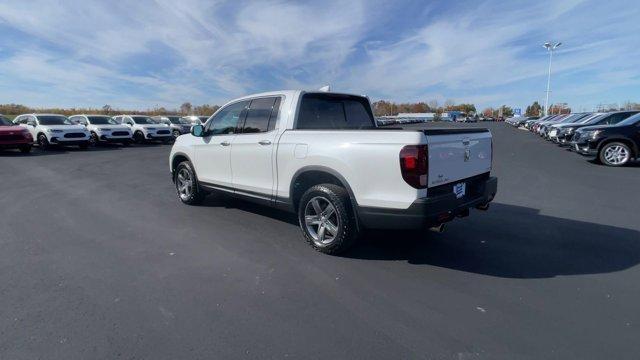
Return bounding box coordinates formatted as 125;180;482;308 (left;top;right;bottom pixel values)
453;182;466;199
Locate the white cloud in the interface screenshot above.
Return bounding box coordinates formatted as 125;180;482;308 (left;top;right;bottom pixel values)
0;0;638;109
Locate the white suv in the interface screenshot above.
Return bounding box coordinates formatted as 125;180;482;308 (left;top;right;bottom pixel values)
69;114;133;146
113;115;173;144
152;116;193;138
14;113;90;150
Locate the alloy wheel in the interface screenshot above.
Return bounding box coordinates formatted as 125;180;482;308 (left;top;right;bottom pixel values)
604;145;629;165
89;133;98;146
304;196;340;246
176;168;193;200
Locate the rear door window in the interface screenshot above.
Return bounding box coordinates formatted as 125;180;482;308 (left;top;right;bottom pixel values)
296;94;375;130
240;97;280;133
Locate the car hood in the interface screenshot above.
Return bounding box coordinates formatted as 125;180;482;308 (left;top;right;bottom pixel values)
40;125;87;131
93;125;130;131
0;125;27;133
578;124;616;132
552;123;578;129
137;124;169;129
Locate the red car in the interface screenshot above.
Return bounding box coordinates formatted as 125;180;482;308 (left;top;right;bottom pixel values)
0;115;33;153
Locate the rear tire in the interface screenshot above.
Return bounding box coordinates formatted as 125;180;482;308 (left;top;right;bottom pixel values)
599;142;632;167
174;161;205;205
172;130;181;138
298;184;359;255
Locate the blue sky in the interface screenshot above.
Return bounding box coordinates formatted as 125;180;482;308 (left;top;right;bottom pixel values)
0;0;638;111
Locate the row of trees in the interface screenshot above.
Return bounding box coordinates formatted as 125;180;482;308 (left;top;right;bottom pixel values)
0;102;220;117
4;99;638;120
372;100;476;117
481;106;514;118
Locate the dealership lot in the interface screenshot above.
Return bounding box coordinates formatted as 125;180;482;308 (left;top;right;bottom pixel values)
1;123;639;359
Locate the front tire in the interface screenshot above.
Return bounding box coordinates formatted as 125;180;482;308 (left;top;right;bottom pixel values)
172;130;181;138
134;131;145;144
599;142;632;166
37;134;50;150
89;132;99;147
298;184;359;255
174;161;205;205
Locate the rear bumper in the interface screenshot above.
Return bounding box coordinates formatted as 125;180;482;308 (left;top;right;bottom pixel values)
357;176;498;229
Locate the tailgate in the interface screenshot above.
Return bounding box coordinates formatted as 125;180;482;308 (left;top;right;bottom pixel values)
424;129;492;187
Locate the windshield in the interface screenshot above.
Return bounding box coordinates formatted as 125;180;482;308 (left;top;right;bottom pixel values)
0;116;12;126
38;115;71;125
131;116;157;124
87;116;117;125
616;113;640;126
557;114;578;123
576;113;601;124
564;114;589;124
168;116;189;124
583;114;609;125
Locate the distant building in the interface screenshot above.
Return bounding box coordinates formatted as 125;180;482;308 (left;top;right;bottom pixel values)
395;112;436;121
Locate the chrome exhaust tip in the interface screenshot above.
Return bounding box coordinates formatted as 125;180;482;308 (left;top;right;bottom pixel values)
429;223;446;233
476;203;490;211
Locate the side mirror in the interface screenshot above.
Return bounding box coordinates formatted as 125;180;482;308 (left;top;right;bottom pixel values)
191;124;205;137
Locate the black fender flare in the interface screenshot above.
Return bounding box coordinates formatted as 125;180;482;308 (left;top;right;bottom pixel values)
289;165;361;230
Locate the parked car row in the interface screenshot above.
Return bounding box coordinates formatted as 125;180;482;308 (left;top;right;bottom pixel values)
505;116;539;127
0;113;210;153
509;111;640;166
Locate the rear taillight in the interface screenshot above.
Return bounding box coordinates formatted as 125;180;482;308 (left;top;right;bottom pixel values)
490;137;493;170
400;145;428;189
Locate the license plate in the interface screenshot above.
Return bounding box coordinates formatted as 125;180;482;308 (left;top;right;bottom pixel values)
453;182;466;199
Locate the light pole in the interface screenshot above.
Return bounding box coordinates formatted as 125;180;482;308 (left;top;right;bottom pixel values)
543;42;562;116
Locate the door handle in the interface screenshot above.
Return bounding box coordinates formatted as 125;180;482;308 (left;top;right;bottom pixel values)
258;140;272;145
220;141;231;146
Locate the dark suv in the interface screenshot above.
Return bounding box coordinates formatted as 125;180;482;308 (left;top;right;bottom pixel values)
563;111;639;148
572;113;640;166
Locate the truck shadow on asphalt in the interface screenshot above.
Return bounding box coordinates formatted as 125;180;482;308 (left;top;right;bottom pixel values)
203;197;640;279
347;202;640;278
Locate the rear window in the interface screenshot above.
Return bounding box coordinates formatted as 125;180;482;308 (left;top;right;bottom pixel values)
296;94;375;130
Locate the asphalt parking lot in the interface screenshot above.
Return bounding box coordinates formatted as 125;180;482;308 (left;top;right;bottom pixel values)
1;123;639;359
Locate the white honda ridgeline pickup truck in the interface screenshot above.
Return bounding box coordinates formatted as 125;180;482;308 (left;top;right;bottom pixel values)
170;90;497;254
